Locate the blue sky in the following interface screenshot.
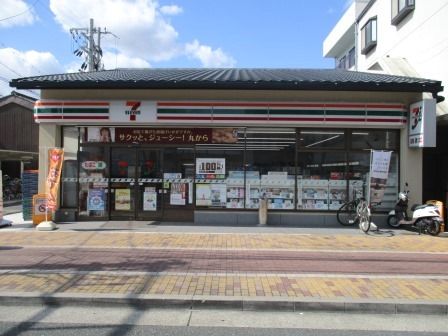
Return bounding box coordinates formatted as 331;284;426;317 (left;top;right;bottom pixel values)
0;0;351;96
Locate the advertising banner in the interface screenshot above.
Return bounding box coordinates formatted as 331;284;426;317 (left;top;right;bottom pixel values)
170;183;186;205
87;189;105;211
196;184;211;206
210;184;227;207
369;150;392;205
85;127;115;143
0;170;3;223
115;189;131;210
46;148;64;211
196;158;226;179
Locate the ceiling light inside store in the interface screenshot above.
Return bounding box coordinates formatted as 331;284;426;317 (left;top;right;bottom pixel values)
305;135;340;148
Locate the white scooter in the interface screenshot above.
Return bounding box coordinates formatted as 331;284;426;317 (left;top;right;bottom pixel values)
387;184;442;236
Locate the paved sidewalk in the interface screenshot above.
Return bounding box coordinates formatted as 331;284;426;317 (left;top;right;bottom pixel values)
0;229;447;313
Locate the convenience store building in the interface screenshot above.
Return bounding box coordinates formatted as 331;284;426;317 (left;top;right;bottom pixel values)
10;69;444;225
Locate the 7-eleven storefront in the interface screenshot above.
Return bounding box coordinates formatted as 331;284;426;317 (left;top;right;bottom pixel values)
33;89;425;226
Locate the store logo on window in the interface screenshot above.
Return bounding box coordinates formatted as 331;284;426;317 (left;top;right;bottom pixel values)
125;101;141;121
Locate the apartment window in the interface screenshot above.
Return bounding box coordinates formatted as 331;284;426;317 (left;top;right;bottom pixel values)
391;0;415;25
348;47;356;68
337;56;347;69
361;17;377;55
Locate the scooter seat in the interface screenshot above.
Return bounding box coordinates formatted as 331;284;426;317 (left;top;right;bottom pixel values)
411;204;430;211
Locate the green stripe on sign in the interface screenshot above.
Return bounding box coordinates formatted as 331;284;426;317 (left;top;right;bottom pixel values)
158;108;212;114
213;109;268;115
34;108;62;114
367;110;406;117
269;109;324;115
62;108;109;114
325;110;365;116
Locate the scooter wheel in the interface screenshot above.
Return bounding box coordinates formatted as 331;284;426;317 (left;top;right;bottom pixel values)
387;215;401;228
427;220;441;236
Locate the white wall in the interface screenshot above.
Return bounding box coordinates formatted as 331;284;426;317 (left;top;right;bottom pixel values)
357;0;448;114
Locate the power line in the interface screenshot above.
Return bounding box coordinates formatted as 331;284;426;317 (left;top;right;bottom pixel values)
0;0;40;22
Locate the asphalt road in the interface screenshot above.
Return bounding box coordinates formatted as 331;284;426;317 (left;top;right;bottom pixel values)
0;247;447;275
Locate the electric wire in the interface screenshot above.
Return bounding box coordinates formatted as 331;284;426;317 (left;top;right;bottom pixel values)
0;0;40;22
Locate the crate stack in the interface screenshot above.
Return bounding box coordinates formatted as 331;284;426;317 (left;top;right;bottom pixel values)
22;170;39;220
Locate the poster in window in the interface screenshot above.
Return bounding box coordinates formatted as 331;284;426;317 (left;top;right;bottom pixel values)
143;191;157;211
87;189;105;211
115;189;131;210
369;150;392;205
170;183;186;205
210;184;227;207
196;184;211;206
85;127;115;143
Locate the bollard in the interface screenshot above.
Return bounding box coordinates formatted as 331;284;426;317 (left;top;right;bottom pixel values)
259;196;268;225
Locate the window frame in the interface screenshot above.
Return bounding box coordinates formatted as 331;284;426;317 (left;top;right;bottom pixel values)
361;17;377;55
391;0;415;25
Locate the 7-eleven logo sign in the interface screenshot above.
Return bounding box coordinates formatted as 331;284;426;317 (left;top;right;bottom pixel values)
125;101;141;121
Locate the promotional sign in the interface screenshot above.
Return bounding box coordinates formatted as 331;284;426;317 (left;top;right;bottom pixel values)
409;99;436;148
143;191;157;211
0;170;3;223
115;189;131;210
81;161;107;170
210;184;227;207
87;189;105;211
196;184;211;206
32;194;48;225
170;183;186;205
369;150;392;205
85;127;115;143
46;148;64;211
196;158;226;179
110;101;157;123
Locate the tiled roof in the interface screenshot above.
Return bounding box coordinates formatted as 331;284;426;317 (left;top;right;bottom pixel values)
10;68;443;96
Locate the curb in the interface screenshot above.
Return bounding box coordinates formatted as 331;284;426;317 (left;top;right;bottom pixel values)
1;293;447;315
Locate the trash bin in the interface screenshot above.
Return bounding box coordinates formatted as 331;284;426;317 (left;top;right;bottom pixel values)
426;200;445;232
259;195;268;225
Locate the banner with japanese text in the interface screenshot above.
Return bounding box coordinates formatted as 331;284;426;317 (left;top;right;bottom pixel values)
369;150;392;205
46;148;64;211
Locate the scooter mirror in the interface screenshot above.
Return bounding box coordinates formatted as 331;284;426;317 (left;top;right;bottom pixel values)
405;182;408;187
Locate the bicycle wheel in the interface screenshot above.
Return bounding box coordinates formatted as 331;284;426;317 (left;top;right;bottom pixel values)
358;201;370;233
337;201;358;226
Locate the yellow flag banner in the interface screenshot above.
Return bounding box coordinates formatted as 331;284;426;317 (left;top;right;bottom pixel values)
46;148;64;211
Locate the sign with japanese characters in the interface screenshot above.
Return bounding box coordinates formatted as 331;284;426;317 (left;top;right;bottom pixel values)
87;189;105;211
409;99;436;148
196;158;226;179
46;148;64;211
115;128;213;144
369;150;392;205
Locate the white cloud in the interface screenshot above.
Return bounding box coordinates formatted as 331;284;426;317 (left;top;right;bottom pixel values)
160;5;183;15
0;0;37;28
49;0;235;68
102;51;151;69
0;47;63;96
185;40;236;68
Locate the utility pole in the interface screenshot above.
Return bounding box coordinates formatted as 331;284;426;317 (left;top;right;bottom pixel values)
70;18;115;72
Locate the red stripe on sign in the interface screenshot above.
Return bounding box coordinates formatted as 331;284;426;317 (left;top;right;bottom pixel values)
157;116;212;120
62;116;109;119
213;117;268;121
35;101;108;107
34;115;63;119
325;118;366;122
126;101;141;107
269;117;325;122
365;118;405;123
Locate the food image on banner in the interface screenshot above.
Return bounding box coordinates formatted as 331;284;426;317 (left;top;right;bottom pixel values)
46;148;64;211
85;127;115;143
170;183;186;205
87;189;105;211
210;184;227;207
115;189;131;210
369;151;392;205
196;184;211;206
212;128;238;143
143;191;157;211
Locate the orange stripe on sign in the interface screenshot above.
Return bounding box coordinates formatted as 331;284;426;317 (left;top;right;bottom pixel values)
35;101;109;107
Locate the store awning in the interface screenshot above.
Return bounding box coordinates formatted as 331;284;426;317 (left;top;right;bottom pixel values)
0;149;38;162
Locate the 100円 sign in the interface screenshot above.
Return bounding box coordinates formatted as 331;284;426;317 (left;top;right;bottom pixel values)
196;158;225;178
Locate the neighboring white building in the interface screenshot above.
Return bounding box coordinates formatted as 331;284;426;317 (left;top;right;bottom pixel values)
323;0;448;116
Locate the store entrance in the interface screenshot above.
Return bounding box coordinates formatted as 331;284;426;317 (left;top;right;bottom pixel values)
109;147;194;221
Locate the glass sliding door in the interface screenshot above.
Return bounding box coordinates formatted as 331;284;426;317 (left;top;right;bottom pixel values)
110;148;136;219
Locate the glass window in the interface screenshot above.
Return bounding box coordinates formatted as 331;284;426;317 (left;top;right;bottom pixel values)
348;47;356;68
195;128;244;209
338;56;346;69
350;130;399;150
245;128;296;210
299;130;345;149
361;17;377;55
392;0;415;25
78;146;109;218
297;152;347;210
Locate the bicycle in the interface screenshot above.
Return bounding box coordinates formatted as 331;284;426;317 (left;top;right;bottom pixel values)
356;198;371;233
337;198;362;226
